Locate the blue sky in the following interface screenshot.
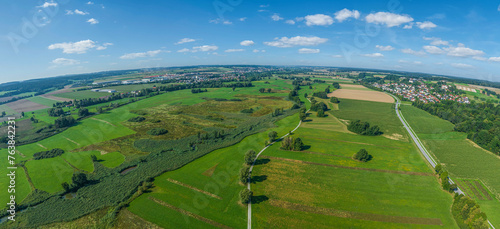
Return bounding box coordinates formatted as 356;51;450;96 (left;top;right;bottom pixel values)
1;0;500;83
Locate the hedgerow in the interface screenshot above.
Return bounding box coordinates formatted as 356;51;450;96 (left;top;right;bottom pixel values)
7;108;297;228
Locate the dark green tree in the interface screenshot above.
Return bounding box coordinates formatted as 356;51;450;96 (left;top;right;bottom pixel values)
239;166;250;184
293;137;304;151
268;131;278;142
72;172;88;187
78;107;89;117
353;149;371;162
240;188;252;204
244;150;257;165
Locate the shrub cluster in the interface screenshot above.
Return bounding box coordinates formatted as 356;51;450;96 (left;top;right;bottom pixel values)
347;120;382;136
281;136;303;151
353;149;371;162
33;148;65;160
128;116;145;122
452;194;489;229
147;128;168;136
434;165;457;193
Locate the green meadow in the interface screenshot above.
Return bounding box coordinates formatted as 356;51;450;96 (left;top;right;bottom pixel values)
401;105;500;227
251;98;457;228
25;96;59;107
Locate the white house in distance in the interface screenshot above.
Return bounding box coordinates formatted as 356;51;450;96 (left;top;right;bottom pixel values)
91;89;117;93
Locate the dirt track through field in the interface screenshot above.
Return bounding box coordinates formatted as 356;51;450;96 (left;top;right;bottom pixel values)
90;118;116;127
262;156;432;176
148;197;232;229
269;199;443;225
328;88;394;103
64;137;80;146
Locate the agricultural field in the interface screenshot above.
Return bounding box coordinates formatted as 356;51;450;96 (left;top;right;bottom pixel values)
25;96;59;107
4;99;49;113
401;105;500;227
0;104;16;115
328;88;394;103
0;78;306;228
53;90;112;100
251;98;457;228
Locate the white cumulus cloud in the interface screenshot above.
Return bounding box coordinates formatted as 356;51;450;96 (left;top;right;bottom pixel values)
87;18;99;24
264;36;328;48
271;13;283;21
240;40;255;46
451;63;474;69
192;45;219;52
334;9;360;22
305;14;334;26
177;48;191;53
48;40;99;54
416;21;437;30
423;45;445;54
365;12;413;27
285;20;296;25
51;58;80;66
443;44;484;57
362;53;384;58
298;48;320;54
401;48;426;56
66;9;89;15
424;37;449;46
96;43;113;50
489;57;500;62
38;1;57;8
175;38;196;45
225;49;245;53
375;45;394;51
120;50;162;59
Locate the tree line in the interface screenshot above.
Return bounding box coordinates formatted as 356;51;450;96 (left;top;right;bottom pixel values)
413;100;500;155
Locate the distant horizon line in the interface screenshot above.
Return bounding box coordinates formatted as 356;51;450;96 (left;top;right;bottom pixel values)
0;64;495;86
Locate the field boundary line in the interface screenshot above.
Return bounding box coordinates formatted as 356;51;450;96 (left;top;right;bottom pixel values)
64;137;80;146
167;178;222;200
247;98;311;229
148;197;232;229
268;199;443;225
261;155;432;176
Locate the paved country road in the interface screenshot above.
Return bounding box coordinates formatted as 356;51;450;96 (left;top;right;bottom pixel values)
246;99;310;229
388;94;496;229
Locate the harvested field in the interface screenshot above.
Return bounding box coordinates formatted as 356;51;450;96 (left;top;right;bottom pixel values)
40;94;73;102
5;99;49;112
474;180;493;200
339;84;371;90
269;199;443;225
328;88;394;103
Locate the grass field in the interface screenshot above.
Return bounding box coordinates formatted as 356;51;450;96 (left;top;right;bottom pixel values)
25;96;59;107
0;104;16;115
331;99;405;138
128;109;300;229
401;105;500;227
251;98;457;228
54;91;111;100
101;83;159;92
0;79;296;208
